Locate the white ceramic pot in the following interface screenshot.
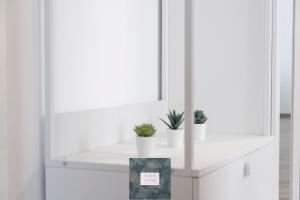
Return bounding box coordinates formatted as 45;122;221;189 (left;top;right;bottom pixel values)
136;136;156;157
167;129;184;148
194;123;207;143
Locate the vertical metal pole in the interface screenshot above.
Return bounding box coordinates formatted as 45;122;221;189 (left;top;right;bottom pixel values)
161;0;168;101
291;0;300;198
158;0;163;101
270;0;280;198
184;0;193;172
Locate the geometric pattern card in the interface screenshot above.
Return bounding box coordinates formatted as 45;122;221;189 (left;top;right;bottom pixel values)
129;158;171;200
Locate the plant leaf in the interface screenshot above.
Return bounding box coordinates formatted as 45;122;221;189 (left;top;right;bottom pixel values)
160;118;174;130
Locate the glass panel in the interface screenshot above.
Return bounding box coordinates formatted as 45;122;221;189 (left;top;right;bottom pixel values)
191;0;273;172
49;0;161;113
47;0;186;171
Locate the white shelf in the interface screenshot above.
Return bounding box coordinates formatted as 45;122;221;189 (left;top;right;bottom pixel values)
46;134;274;177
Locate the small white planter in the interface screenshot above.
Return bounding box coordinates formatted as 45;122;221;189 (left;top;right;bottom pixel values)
136;136;156;157
194;124;207;143
167;129;184;148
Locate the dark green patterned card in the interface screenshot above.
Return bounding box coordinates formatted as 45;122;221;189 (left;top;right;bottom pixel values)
129;158;171;200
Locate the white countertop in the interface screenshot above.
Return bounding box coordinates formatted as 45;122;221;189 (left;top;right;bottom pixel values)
47;134;275;177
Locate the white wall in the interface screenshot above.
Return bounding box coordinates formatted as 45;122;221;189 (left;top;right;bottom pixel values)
278;0;294;114
6;0;44;199
168;0;185;112
192;0;272;135
0;0;8;199
49;0;160;113
0;0;7;151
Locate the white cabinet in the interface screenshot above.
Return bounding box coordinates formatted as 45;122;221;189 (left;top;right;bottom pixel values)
46;167;193;200
194;143;276;200
194;158;244;200
242;143;276;200
46;137;275;200
44;0;277;199
46;168;129;200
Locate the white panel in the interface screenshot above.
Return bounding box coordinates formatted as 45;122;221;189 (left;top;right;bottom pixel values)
46;167;128;200
51;101;166;157
6;0;44;199
0;0;7;198
195;144;275;200
192;0;271;135
292;0;300;198
196;158;244;200
49;0;160;113
168;0;185;111
242;143;276;200
172;176;193;200
0;0;6;152
0;151;7;200
46;167;192;200
278;0;294;114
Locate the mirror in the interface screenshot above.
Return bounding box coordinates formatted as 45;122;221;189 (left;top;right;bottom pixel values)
48;0;163;113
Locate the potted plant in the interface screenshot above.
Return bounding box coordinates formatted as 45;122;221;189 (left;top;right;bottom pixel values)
194;110;208;142
160;110;184;148
134;123;156;157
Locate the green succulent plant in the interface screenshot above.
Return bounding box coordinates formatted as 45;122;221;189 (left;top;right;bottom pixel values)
160;110;184;130
134;123;156;137
194;110;208;124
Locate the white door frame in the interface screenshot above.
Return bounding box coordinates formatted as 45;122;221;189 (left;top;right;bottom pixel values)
292;0;300;199
272;0;280;199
